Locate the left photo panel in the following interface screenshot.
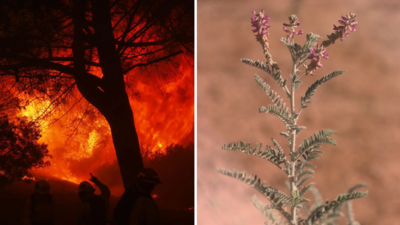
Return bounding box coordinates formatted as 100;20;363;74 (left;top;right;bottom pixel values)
0;1;194;225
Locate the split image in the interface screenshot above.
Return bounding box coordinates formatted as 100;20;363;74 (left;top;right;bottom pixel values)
1;0;400;225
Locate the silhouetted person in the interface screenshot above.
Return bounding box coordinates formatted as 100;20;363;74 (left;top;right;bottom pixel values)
23;180;54;225
113;168;161;225
77;173;110;225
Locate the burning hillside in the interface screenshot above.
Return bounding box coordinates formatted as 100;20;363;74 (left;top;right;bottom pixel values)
17;57;193;191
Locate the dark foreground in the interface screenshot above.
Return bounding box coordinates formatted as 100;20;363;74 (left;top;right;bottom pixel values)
0;180;194;225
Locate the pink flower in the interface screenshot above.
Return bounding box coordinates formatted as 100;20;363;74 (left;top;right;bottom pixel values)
333;12;358;41
251;10;270;38
305;45;329;75
251;10;273;65
283;15;303;40
322;12;358;47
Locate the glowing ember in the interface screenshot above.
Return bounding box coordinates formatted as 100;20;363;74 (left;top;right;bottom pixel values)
21;176;36;181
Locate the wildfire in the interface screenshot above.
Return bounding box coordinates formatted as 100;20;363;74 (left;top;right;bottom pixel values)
64;130;100;160
21;176;36;181
20;99;51;128
16;57;193;187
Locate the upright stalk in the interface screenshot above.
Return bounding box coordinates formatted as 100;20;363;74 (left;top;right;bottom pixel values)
218;10;365;225
289;61;298;225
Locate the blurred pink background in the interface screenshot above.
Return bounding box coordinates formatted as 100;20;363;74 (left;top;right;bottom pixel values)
197;0;400;224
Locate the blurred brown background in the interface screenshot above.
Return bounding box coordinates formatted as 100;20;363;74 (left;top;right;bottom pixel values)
197;0;400;224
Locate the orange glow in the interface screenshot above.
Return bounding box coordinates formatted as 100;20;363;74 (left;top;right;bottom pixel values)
17;56;194;187
129;60;195;157
21;176;36;181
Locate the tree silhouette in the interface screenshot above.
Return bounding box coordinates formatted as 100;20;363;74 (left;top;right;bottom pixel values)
0;114;51;187
0;0;193;188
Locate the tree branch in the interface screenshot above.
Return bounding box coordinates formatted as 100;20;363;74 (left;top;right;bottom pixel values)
122;50;183;74
48;57;101;67
0;54;101;85
117;40;171;47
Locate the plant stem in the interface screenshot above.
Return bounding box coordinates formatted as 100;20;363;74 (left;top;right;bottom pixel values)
298;57;308;68
297;70;307;80
289;60;298;225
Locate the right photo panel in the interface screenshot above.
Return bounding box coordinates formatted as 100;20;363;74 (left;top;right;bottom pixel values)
198;1;396;224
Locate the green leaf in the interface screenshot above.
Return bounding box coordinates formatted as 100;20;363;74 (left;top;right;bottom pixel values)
291;189;311;207
305;191;368;224
241;58;287;87
221;141;287;167
336;191;368;202
296;175;313;189
301;70;344;109
252;195;286;225
305;163;317;169
216;168;293;218
348;183;368;193
254;74;289;110
291;189;300;199
297;129;338;161
294;80;302;91
297;169;315;181
280;37;291;46
271;138;284;154
297;197;311;205
346;184;368;224
309;186;323;211
300;182;315;197
279;132;290;139
259;105;293;127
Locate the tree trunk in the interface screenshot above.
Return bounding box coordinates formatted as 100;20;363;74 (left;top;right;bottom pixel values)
105;100;143;189
72;0;144;189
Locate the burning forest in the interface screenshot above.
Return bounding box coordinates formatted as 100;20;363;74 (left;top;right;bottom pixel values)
17;58;194;196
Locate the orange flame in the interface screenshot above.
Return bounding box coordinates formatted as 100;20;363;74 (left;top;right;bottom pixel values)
21;176;36;181
18;57;194;187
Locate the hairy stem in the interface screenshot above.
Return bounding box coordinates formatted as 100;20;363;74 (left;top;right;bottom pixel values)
290;59;298;225
298;57;308;68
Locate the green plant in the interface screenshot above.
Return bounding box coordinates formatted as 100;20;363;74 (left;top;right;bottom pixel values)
216;11;367;225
